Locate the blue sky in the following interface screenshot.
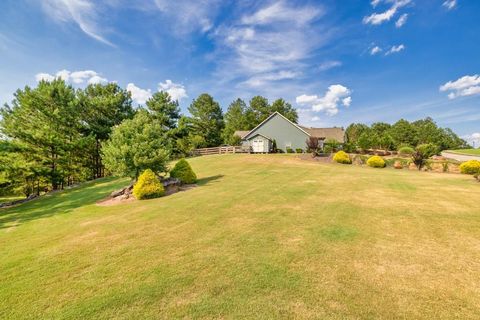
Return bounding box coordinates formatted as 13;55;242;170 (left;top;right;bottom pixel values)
0;0;479;145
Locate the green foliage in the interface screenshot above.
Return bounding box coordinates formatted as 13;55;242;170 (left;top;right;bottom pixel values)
133;169;164;200
333;151;352;164
286;147;294;153
222;99;249;145
170;159;197;184
367;155;386;168
398;146;415;156
347;117;467;152
411;143;438;170
295;148;303;153
187;94;224;147
459;160;480;175
272;139;278;153
102;110;170;179
270;99;298;123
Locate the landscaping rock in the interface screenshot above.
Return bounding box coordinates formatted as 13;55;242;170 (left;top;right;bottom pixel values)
393;160;403;169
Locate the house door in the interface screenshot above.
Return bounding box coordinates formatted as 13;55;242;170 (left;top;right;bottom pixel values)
252;139;265;153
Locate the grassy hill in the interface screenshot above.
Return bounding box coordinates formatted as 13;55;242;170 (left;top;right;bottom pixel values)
1;154;480;319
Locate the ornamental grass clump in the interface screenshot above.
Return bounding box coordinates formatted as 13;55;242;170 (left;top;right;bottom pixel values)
459;160;480;175
398;146;414;156
367;155;386;168
170;159;197;184
133;169;165;200
333;151;352;164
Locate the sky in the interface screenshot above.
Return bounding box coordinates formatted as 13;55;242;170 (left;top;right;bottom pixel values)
0;0;479;145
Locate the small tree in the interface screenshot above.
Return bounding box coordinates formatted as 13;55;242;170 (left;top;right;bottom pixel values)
170;159;197;184
411;143;438;170
133;169;164;200
102;111;170;179
306;137;320;156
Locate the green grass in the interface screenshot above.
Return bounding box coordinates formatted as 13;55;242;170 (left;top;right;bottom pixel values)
1;154;480;319
448;149;480;156
0;195;24;204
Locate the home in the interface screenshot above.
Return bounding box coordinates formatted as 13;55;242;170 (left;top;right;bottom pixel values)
234;112;345;153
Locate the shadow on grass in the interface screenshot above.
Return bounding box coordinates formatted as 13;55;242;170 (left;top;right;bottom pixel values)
0;177;129;230
196;174;224;186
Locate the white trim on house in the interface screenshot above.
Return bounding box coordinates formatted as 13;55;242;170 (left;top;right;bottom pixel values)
242;111;311;140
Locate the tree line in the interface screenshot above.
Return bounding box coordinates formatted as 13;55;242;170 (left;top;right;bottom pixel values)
0;79;298;196
345;119;468;152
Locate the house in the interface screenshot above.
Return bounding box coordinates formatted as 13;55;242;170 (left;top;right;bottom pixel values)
234;112;345;153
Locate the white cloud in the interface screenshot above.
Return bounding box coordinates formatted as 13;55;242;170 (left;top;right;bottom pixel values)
215;1;324;89
443;0;457;10
126;83;152;105
318;60;342;71
363;0;410;25
35;73;55;82
440;75;480;99
311;116;321;121
41;0;113;46
35;69;109;85
153;0;220;35
395;13;408;27
385;44;405;55
158;80;188;101
371;0;381;8
241;1;320;26
296;84;352;116
370;46;382;55
462;133;480;147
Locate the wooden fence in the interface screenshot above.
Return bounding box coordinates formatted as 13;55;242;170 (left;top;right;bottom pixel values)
193;146;246;156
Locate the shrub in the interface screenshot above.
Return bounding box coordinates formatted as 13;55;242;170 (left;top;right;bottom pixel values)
459;160;480;175
398;146;414;156
286;147;294;153
367;155;386;168
170;159;197;184
333;151;352;164
323;145;333;154
412;143;439;170
133;169;164;200
295;148;303;153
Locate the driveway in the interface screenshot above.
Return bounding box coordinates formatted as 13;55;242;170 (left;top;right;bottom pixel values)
441;151;480;162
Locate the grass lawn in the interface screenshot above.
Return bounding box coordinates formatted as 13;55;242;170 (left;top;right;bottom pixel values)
0;195;24;204
448;149;480;156
1;154;480;319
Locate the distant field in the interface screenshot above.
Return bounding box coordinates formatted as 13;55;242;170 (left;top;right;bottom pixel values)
448;149;480;156
1;155;480;319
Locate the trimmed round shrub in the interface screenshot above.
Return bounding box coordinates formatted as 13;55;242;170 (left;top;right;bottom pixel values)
459;160;480;175
367;155;386;168
333;151;352;164
133;169;164;200
295;148;303;153
286;147;294;153
398;146;414;156
170;159;197;184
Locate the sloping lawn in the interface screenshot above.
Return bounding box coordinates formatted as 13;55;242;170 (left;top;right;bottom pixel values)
448;149;480;156
1;154;480;319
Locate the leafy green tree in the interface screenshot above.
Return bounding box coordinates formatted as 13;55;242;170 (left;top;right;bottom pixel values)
346;123;369;146
412;143;439;170
270;98;298;123
390;119;418;148
102;110;170;179
187;93;224;147
222;98;248;145
247;95;270;128
77;83;135;179
1;79;84;190
145;91;180;130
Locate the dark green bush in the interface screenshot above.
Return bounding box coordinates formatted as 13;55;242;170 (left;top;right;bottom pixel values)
170;159;197;184
286;147;294;153
295;148;303;153
133;169;164;200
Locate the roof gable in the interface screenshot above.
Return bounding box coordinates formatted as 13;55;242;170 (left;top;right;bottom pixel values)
243;112;310;140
